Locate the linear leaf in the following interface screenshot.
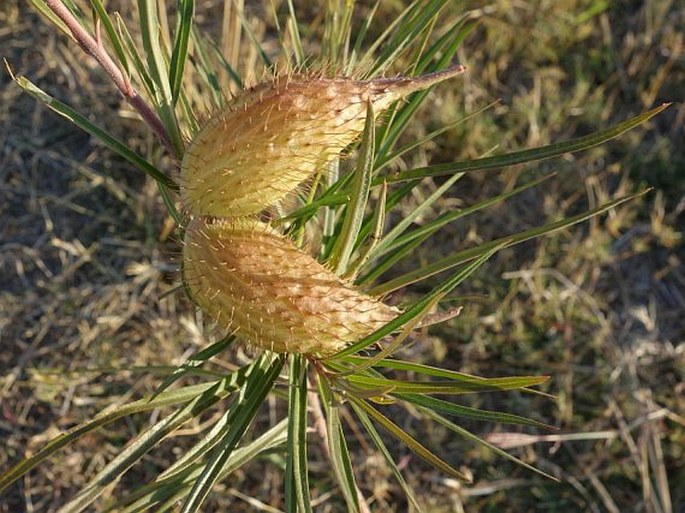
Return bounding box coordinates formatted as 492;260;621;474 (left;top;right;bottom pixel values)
153;335;235;399
330;243;504;358
114;13;157;99
12;75;178;191
328;101;376;274
362;171;464;266
337;292;445;377
88;0;130;75
343;357;549;386
369;190;649;295
375;19;473;161
346;374;548;395
343;181;388;280
376;100;497;171
29;0;74;39
359;173;555;284
138;0;184;156
384;104;671;183
0;381;223;493
180;354;284;512
189;27;224;107
169;0;194;104
206;34;243;89
109;420;288;513
351;397;471;482
285;0;305;66
285;355;312;513
59;374;245;513
319;382;360;513
348;400;419;509
368;0;450;76
397;394;554;429
420;407;558;481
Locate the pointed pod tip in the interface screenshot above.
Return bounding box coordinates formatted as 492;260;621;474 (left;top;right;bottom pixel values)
374;63;467;99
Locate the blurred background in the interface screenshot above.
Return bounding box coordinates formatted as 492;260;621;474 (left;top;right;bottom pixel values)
1;1;683;511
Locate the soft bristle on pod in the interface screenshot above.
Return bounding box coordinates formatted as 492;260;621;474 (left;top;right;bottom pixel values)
183;217;399;357
180;65;465;356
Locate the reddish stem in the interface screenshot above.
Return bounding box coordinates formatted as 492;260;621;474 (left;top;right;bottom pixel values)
45;0;176;157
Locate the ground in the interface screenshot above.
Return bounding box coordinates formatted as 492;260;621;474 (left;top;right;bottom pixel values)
1;1;683;512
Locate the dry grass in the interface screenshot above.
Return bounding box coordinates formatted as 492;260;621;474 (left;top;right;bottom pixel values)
1;0;683;511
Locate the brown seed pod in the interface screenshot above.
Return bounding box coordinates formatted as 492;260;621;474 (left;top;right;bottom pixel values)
183;217;400;357
180;65;465;217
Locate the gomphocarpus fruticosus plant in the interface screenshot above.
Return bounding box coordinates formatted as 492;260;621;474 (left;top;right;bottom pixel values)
2;2;669;511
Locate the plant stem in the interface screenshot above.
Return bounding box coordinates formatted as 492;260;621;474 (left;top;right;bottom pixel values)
44;0;177;157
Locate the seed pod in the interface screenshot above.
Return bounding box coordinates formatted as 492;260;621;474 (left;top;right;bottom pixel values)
183;217;400;357
181;65;465;217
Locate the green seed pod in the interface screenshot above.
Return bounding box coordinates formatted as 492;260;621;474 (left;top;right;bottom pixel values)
181;65;465;217
183;217;400;357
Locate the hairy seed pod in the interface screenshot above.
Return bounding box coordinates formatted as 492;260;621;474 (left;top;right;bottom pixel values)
183;217;400;357
181;65;465;217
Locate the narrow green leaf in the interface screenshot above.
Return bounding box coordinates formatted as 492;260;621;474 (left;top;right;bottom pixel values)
363;172;464;266
206;34;244;89
376;100;498;171
278;192;349;225
0;381;224;493
368;0;450;76
356;230;431;288
374;13;470;159
181;354;284;512
328;101;376;274
345;0;380;74
169;0;195;104
115;13;157;99
343;180;387;280
342;357;546;386
286;0;305;66
138;0;184;156
158;181;182;225
285;354;312;513
153;335;235;399
59;374;244;513
337;291;445;377
109;420;288;513
330;243;504;358
397;394;554;429
350;179;421;259
346;374;548;395
29;0;74;39
349;400;420;509
369;191;649;295
13;75;178;191
388;173;554;257
359;173;555;284
384;104;671;183
327;410;361;512
234;6;272;69
351;397;471;482
319;381;360;513
420;407;559;481
88;0;130;75
189;27;224;107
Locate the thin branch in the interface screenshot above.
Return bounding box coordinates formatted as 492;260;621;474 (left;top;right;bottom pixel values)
44;0;177;157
